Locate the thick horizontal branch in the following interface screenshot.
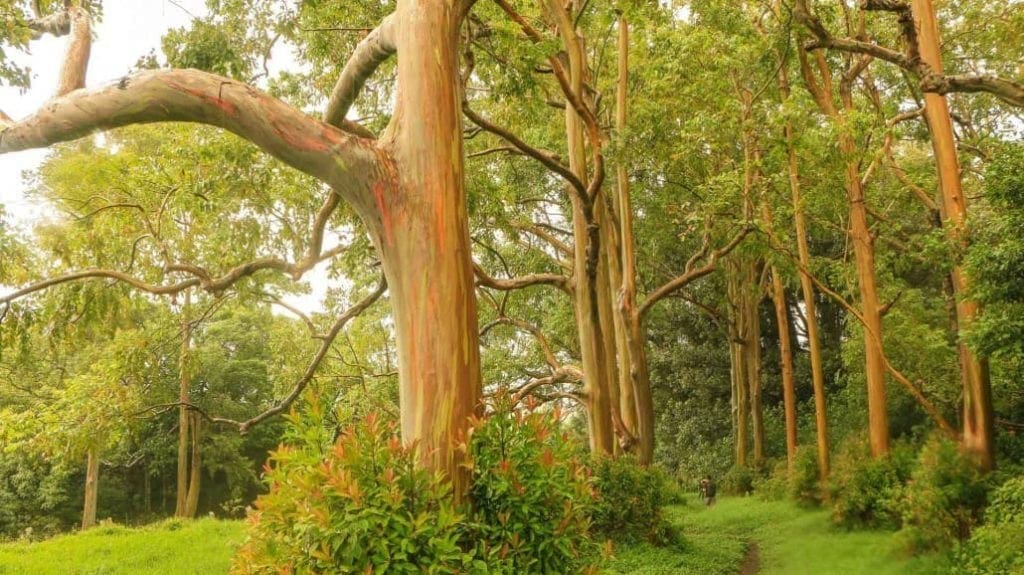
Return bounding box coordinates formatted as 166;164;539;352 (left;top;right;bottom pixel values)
212;277;387;433
0;69;379;200
322;15;397;130
473;263;571;293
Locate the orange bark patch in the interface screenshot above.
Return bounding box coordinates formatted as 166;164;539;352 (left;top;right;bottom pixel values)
372;182;393;245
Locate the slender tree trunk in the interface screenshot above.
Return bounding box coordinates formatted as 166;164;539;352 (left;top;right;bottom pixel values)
772;270;799;467
545;0;615;455
82;447;99;530
175;290;191;517
613;16;655;464
780;5;830;479
910;0;994;471
800;49;889;457
372;0;483;499
728;265;750;467
744;265;765;465
184;413;201;517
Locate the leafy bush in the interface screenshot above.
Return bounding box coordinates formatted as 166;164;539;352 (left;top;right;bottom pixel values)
465;403;599;573
789;446;823;507
955;476;1024;574
232;408;475;574
752;460;788;502
233;396;601;574
828;439;914;529
720;464;756;496
590;456;678;545
894;437;989;553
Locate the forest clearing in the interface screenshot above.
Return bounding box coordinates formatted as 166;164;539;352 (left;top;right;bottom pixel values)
0;0;1023;573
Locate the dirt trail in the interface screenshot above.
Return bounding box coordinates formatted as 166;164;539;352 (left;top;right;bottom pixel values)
739;542;760;575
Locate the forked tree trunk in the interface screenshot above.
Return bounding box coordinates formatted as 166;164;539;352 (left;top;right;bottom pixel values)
374;0;483;498
910;0;994;471
82;447;99;529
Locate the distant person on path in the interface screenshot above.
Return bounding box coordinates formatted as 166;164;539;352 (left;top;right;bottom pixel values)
700;476;717;507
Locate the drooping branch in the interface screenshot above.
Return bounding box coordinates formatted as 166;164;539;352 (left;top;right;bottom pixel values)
322;15;397;130
212;277;387;433
0;69;379;201
480;316;561;371
462;102;588;201
638;224;753;319
509;366;583;405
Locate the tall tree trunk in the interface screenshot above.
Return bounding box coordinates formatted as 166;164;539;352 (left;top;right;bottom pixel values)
175;290;192;517
374;0;483;499
744;265;765;465
184;413;201;517
779;1;830;479
82;447;99;530
771;269;799;467
910;0;994;471
546;0;615;455
728;265;750;467
800;49;890;457
613;16;655;464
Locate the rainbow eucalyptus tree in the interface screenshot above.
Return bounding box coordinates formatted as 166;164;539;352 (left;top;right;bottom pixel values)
0;0;482;497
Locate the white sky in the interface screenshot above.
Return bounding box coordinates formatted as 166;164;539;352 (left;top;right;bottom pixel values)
0;1;333;314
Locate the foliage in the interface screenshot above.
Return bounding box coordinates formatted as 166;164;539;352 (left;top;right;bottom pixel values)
954;475;1024;575
232;407;474;574
828;440;914;529
893;437;990;553
720;465;756;496
789;447;824;507
590;456;678;545
465;401;599;573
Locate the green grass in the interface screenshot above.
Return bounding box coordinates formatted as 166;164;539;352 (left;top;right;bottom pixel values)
605;497;953;574
0;498;953;574
0;518;244;575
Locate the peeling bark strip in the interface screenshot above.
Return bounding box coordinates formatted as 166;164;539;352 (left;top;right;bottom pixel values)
56;6;90;97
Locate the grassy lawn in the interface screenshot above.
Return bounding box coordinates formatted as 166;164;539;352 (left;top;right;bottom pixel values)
0;498;952;574
606;498;952;574
0;518;244;575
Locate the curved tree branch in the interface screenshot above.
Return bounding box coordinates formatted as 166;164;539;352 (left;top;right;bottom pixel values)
473;263;571;293
322;15;397;130
0;69;380;203
212;276;387;433
639;224;752;319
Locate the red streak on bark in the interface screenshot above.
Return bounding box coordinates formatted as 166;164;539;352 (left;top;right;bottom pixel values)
269;117;331;153
372;181;393;245
435;192;446;252
320;126;346;146
176;85;239;117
